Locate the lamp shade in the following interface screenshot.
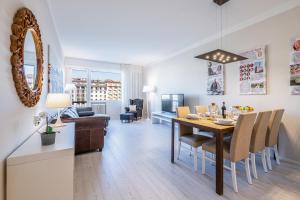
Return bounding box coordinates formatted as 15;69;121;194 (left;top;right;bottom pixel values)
46;93;71;108
142;85;155;93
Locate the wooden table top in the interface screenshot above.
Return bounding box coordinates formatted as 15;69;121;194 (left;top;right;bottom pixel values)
173;117;235;134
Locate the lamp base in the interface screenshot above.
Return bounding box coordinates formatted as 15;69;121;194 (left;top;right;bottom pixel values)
52;112;65;128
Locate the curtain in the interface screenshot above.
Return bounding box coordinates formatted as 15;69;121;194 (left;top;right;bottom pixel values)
121;64;143;109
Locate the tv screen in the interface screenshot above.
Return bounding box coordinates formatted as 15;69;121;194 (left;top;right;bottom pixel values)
161;94;184;113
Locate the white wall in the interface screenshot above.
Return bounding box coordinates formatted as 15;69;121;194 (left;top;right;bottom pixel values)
0;1;64;199
144;7;300;164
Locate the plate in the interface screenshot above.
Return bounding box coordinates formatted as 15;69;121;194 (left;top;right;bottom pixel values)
186;114;200;120
214;121;235;126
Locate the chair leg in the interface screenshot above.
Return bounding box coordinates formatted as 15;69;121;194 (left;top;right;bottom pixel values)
194;147;198;172
231;162;238;193
177;141;181;160
251;153;258;179
202;150;206;175
266;147;272;170
274;144;280;165
245;158;253;184
261;149;268;173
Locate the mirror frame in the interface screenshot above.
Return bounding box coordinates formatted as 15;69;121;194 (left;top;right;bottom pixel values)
10;7;44;107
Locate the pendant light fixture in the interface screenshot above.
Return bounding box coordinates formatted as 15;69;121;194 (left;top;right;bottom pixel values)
195;0;247;64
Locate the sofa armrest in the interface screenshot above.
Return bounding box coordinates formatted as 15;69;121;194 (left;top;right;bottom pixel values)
125;107;130;112
62;116;106;127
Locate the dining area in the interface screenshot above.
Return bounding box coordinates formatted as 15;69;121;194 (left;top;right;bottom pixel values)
171;103;284;195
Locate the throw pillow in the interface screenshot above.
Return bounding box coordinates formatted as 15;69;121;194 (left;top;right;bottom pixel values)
129;105;137;112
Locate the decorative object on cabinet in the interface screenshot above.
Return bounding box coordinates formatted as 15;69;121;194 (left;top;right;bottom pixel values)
239;46;267;95
40;126;56;146
46;93;71;127
10;7;44;107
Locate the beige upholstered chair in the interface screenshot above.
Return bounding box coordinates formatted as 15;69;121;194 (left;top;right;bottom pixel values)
195;105;214;138
176;107;210;172
195;105;208;114
249;111;272;178
265;109;284;170
202;113;257;192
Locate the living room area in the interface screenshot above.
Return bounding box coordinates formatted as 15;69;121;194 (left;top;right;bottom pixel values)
1;0;300;200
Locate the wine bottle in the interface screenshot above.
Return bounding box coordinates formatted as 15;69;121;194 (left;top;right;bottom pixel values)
221;102;226;119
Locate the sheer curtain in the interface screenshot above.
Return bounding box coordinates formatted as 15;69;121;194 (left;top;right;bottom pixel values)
121;64;143;109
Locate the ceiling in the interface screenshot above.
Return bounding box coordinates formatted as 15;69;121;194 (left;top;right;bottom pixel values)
47;0;299;66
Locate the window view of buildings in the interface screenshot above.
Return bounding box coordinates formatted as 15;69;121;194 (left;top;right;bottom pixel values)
90;80;121;101
71;70;121;105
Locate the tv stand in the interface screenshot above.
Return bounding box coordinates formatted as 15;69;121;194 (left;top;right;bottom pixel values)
151;111;176;124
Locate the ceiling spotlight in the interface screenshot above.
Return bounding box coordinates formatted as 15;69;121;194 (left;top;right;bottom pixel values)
205;55;210;59
233;57;237;60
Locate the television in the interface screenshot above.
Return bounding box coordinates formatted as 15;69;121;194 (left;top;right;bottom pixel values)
161;94;184;113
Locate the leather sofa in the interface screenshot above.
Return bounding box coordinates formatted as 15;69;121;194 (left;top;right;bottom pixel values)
61;107;110;154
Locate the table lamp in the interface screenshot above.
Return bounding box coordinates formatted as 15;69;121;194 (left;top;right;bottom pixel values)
46;93;71;127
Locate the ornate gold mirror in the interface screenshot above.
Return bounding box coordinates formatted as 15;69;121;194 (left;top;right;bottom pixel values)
10;8;44;107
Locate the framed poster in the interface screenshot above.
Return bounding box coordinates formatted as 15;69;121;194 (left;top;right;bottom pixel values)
239;46;266;95
48;45;64;93
290;37;300;95
207;61;224;95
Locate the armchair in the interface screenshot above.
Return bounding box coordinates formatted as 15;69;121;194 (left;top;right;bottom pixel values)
125;99;143;120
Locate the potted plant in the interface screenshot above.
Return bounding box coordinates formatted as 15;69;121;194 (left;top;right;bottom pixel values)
40;115;56;146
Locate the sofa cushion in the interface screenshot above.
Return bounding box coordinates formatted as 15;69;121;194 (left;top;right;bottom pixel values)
62;107;79;118
129;105;137;112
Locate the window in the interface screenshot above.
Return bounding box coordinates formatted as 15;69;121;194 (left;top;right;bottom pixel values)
90;71;121;102
70;69;122;106
71;69;88;106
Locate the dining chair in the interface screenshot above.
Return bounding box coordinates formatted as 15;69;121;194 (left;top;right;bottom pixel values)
249;111;272;178
195;105;214;138
202;113;257;192
176;106;211;172
265;109;284;170
195;105;208;114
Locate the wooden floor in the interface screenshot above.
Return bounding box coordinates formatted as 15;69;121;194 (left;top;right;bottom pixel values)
74;120;300;200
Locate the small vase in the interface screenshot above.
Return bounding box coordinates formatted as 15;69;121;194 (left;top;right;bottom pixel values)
40;132;56;146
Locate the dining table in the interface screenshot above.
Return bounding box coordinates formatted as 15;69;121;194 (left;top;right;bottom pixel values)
171;117;235;195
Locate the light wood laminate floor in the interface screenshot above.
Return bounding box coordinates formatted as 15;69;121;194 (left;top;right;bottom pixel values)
74;120;300;200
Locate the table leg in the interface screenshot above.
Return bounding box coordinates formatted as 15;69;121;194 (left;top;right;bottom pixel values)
216;133;224;195
171;119;175;163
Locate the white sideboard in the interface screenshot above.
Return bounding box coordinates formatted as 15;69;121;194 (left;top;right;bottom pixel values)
7;123;75;200
152;111;176;124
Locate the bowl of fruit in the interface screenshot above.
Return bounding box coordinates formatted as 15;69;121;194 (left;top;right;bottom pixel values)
239;106;254;113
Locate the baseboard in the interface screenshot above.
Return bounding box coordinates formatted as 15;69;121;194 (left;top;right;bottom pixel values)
280;156;300;166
